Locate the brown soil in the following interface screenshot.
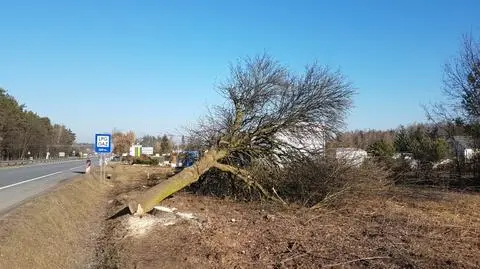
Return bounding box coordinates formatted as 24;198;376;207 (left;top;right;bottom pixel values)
1;165;480;268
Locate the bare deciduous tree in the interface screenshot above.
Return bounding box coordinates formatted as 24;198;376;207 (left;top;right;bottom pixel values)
112;131;136;155
425;33;480;180
425;34;480;141
128;54;354;215
443;33;480;122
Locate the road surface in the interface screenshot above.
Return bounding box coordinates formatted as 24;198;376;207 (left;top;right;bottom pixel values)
0;159;92;213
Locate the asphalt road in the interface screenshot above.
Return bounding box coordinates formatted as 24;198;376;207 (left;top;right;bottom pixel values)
0;159;92;213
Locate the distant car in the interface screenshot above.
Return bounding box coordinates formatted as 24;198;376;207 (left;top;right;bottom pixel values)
176;151;200;169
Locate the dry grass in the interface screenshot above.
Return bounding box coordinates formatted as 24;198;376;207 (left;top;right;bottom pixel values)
99;166;480;268
0;171;111;269
1;164;479;268
327;187;480;268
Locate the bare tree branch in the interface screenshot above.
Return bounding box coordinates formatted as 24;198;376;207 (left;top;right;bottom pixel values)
442;33;480;122
212;162;276;201
129;54;354;215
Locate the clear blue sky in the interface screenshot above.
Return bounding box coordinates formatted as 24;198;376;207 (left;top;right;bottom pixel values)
1;0;479;142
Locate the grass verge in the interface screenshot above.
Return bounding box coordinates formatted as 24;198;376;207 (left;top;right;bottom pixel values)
0;172;110;269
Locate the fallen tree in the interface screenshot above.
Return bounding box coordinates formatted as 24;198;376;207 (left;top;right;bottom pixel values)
128;54;354;215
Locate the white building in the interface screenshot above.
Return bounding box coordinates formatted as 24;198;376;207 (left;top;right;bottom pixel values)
334;148;367;167
275;124;326;156
451;136;477;161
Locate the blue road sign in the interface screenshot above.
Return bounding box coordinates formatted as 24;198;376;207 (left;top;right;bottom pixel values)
95;134;112;153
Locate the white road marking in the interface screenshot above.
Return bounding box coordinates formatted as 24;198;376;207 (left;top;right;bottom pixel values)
0;159;84;170
69;165;86;171
0;171;63;191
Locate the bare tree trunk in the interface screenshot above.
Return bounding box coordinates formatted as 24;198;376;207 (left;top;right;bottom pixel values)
20;134;31;160
128;149;227;215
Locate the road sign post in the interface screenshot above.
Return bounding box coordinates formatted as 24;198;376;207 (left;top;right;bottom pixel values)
95;134;112;180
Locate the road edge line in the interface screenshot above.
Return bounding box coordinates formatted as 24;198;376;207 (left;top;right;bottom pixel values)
0;171;63;191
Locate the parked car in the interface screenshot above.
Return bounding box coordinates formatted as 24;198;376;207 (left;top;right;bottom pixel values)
176;151;200;169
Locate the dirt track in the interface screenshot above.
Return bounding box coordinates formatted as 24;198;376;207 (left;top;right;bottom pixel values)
1;165;480;269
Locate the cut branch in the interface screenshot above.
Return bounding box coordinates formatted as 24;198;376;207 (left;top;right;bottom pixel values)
213;162;280;202
323;256;391;268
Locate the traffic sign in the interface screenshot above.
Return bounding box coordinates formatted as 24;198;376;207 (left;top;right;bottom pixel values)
95;134;112;153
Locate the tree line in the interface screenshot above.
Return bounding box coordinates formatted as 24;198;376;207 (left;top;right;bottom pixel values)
329;129;396;150
329;123;451;164
137;134;179;154
112;131;180;155
0;88;76;160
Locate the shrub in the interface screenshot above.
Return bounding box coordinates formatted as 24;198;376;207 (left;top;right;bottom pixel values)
132;155;159;165
188;157;392;207
395;126;450;163
367;140;395;157
188;169;257;200
258;158;391;207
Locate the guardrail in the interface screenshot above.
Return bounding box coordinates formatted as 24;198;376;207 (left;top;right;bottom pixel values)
0;157;84;167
